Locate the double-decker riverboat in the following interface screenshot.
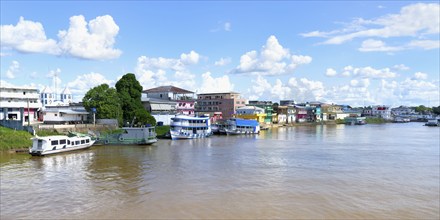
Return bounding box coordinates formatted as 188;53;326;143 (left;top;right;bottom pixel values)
29;134;95;156
170;115;212;139
224;118;260;135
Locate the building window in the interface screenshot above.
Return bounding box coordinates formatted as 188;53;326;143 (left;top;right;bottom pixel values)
160;94;163;98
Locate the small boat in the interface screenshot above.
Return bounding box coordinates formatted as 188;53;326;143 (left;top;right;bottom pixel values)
425;118;440;127
98;126;157;145
224;118;260;135
211;119;227;135
344;116;366;125
170;115;212;139
393;116;410;123
29;134;95;156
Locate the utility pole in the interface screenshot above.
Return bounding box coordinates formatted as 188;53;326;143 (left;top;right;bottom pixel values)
27;97;30;126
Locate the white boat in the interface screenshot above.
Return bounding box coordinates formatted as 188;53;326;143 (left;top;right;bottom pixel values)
224;118;260;135
29;135;95;156
425;118;440;127
170;115;212;139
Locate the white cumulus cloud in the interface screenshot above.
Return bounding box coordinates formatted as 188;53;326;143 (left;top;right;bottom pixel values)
1;15;121;60
232;35;312;76
134;51;201;90
198;72;234;93
302;3;440;52
57;15;121;60
4;60;20;79
214;57;231;66
66;72;114;102
326;65;397;79
0;17;59;54
359;39;403;52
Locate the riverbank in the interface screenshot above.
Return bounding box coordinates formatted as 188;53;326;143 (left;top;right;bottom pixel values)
1;125;171;152
0;126;33;151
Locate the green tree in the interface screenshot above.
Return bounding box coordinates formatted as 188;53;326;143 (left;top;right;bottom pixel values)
432;106;440;115
134;108;156;126
115;73;155;126
82;84;123;124
415;105;432;113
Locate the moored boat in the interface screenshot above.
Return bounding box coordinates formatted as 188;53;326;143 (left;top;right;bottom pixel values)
344;116;366;125
425;118;440;127
29;134;95;156
170;115;212;139
393;116;411;123
211;119;227;135
98;126;157;145
224;118;260;135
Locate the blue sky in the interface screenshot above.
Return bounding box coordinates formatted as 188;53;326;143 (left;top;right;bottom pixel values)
1;1;439;107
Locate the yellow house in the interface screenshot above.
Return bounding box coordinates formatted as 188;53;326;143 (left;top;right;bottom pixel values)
234;106;266;123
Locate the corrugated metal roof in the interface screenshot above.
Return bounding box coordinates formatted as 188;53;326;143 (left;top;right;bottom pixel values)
143;85;194;94
59;110;90;115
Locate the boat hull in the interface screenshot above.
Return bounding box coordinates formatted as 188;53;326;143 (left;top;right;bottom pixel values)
170;131;211;140
29;143;93;156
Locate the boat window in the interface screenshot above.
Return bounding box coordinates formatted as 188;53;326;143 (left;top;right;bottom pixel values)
67;140;70;145
75;141;80;145
86;139;90;143
60;139;66;145
81;140;85;144
51;140;59;145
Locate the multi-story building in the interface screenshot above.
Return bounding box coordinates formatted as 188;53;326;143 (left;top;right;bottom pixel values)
248;101;274;124
391;106;416;116
372;105;392;120
321;104;342;121
0;86;42;124
142;85;195;125
196;92;246;119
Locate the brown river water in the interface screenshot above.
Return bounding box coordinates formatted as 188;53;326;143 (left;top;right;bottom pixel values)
1;123;439;219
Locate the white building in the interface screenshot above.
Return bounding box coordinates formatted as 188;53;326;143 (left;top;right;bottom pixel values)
42;106;89;124
372;105;392;120
142;86;195;125
40;86;73;107
236;106;264;115
0;86;42;124
391;106;416;115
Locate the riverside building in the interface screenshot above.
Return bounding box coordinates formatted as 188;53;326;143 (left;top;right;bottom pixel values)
196;92;246;119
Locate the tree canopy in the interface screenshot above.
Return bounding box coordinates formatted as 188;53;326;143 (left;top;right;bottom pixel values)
82;84;122;123
115;73;156;126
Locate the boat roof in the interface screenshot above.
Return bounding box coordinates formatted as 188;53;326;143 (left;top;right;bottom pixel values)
231;118;259;126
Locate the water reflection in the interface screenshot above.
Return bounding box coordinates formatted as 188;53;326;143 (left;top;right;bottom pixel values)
1;124;439;219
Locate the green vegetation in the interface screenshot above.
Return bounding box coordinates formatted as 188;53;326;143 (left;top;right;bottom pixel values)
82;73;156;127
82;84;123;125
36;129;61;136
116;73;155;126
335;119;345;124
0;126;32;151
414;105;432;114
156;125;170;136
365;117;387;124
432;106;440;115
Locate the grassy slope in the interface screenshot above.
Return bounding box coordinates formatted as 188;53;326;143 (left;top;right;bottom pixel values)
0;126;33;150
156;125;170;136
